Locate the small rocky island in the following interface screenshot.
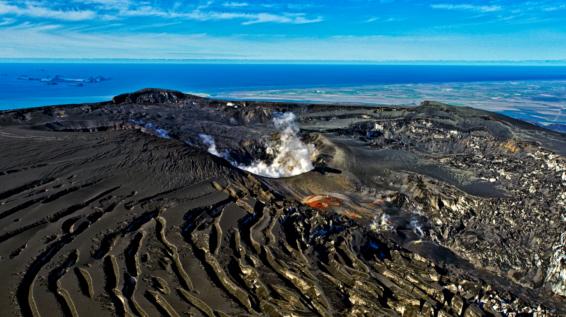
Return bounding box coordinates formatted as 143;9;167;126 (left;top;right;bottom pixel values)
0;89;564;316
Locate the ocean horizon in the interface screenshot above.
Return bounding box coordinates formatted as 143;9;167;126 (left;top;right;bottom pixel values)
1;63;565;132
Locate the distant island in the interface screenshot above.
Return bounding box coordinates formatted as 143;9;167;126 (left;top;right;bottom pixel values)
17;74;109;86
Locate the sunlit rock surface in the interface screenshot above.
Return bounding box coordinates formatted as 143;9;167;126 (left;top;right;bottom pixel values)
0;89;564;316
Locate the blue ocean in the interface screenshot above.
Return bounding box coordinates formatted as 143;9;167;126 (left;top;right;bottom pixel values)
1;63;565;131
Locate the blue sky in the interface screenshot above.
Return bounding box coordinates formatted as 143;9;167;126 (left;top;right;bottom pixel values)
0;0;566;61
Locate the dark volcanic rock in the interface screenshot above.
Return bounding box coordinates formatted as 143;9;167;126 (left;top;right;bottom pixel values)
112;88;190;105
0;89;564;317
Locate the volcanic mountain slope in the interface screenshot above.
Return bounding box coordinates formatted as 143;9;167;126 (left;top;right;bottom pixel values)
0;89;564;316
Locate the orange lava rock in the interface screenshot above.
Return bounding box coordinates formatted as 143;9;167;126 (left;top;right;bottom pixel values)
302;195;342;209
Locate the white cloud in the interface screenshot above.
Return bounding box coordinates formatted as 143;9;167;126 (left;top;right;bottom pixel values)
0;2;97;21
240;13;323;25
116;6;322;25
542;4;566;12
0;17;14;25
78;0;130;10
222;2;249;8
2;24;566;61
363;16;401;23
431;3;502;13
0;1;322;25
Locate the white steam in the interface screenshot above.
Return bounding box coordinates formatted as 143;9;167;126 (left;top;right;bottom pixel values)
198;112;316;178
240;112;316;178
198;133;222;157
130;120;170;139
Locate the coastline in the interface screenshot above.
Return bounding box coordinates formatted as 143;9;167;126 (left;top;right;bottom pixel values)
2;64;565;132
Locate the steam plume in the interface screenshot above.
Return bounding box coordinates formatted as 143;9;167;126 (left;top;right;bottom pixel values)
199;112;316;178
240;112;316;177
198;133;221;157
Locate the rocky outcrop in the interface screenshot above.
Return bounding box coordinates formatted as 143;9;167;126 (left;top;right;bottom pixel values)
112;88;190;105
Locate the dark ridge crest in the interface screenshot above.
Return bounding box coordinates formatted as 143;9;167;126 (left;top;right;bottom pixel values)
112;88;190;105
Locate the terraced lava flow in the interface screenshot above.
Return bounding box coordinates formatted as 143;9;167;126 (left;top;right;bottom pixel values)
0;89;565;316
